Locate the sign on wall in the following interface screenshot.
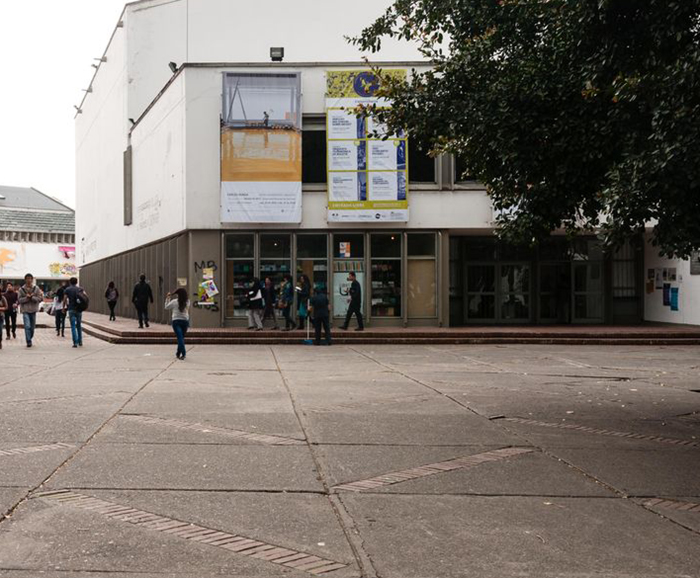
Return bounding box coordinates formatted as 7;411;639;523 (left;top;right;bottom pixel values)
221;72;302;223
326;70;409;222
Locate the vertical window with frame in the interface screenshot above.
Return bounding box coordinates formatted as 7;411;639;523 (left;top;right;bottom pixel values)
407;233;437;318
371;234;402;317
302;115;327;185
225;234;255;318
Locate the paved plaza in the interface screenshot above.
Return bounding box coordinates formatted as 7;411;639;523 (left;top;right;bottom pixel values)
0;329;699;577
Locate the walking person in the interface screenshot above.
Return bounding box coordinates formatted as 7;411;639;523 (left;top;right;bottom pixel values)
18;273;44;348
296;274;311;330
165;288;190;360
262;277;279;329
132;275;154;328
63;277;88;348
341;271;364;331
0;291;7;350
105;281;119;321
310;287;332;346
3;282;18;339
246;278;264;331
279;275;296;331
54;281;68;337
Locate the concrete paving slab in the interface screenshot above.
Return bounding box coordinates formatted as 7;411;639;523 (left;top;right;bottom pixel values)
0;488;28;518
638;498;700;533
340;494;700;578
0;406;115;444
317;445;610;496
0;497;310;576
93;413;304;445
45;444;323;492
305;413;520;445
84;489;356;566
549;447;700;496
0;443;75;486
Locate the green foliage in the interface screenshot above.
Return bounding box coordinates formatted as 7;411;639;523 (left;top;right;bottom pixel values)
352;0;700;257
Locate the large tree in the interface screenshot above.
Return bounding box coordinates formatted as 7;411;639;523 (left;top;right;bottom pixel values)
353;0;700;257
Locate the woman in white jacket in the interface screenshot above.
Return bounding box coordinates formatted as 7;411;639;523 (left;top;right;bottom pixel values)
165;288;190;360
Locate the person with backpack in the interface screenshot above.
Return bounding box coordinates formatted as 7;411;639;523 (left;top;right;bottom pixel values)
165;288;190;360
279;275;296;331
18;273;44;348
309;287;332;346
105;281;119;321
63;277;89;348
132;275;154;328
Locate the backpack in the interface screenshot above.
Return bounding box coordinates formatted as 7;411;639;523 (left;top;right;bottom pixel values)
75;290;89;312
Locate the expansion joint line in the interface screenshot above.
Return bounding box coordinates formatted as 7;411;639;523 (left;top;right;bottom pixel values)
270;347;375;578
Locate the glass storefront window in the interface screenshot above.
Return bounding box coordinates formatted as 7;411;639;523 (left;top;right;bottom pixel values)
371;234;401;317
261;234;291;259
465;238;496;261
371;234;401;258
408;233;437;318
225;260;254;318
334;234;364;259
226;234;254;259
297;234;328;293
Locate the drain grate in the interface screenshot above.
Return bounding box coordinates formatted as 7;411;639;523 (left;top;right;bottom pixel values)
504;417;698;447
0;442;73;457
119;415;304;446
307;394;433;413
644;498;700;513
36;490;348;575
333;447;534;492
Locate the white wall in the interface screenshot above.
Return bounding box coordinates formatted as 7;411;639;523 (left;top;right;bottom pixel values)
644;237;700;326
0;242;77;280
130;73;187;245
75;22;129;267
184;66;493;232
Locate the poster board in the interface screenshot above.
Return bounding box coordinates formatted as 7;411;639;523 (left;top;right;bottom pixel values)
221;72;302;223
326;70;409;222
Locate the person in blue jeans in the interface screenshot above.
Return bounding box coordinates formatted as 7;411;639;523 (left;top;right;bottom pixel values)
165;288;190;360
18;273;44;348
63;277;88;348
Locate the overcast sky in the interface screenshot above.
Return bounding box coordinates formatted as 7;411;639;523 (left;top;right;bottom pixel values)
0;0;127;208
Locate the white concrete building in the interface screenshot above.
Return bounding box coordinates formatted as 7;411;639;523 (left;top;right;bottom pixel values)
76;0;697;327
0;186;76;293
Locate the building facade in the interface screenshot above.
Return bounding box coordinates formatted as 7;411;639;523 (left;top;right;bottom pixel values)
0;186;76;293
76;0;696;328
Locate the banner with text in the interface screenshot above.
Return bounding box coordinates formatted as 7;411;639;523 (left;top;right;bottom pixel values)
221;72;302;223
326;70;408;222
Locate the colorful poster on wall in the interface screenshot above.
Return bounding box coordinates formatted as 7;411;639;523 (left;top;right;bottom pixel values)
326;69;409;222
670;287;679;311
662;283;671;306
221;72;302;223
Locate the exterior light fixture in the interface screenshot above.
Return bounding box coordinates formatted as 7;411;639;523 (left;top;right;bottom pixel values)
270;47;284;62
169;62;178;73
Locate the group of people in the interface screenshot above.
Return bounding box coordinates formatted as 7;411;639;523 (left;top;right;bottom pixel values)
0;274;89;349
244;271;364;346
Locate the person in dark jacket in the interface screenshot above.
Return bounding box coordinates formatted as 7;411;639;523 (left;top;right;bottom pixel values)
132;274;154;328
280;275;296;331
246;278;264;331
341;271;364;331
310;287;331;346
296;274;311;330
3;283;18;339
55;281;68;337
105;281;119;321
262;277;279;330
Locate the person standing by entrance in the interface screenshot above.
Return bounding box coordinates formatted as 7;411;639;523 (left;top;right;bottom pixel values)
132;275;153;328
54;281;68;337
3;283;18;339
310;287;331;346
105;281;119;321
341;271;364;331
18;273;44;348
262;277;279;330
296;274;311;331
246;278;264;331
0;291;7;350
63;277;88;348
280;275;296;331
165;288;190;360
